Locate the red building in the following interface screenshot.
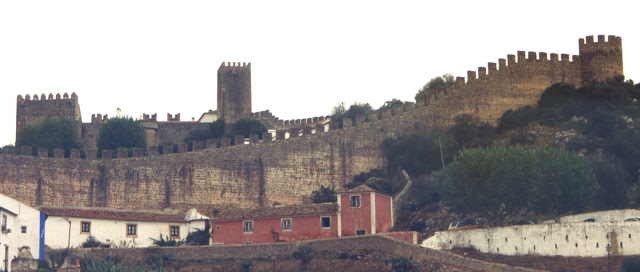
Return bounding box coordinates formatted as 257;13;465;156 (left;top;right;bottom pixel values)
210;185;412;245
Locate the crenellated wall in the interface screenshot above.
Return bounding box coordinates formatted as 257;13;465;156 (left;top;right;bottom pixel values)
421;35;622;128
5;35;624;213
16;92;82;141
0;103;424;212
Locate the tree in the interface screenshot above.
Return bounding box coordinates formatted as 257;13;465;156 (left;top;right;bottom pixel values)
415;73;454;103
15;117;81;156
381;130;458;177
226;118;267;138
97;117;147;152
448;114;495;148
310;185;336;203
439;146;599;225
330;102;372;126
379;99;404;110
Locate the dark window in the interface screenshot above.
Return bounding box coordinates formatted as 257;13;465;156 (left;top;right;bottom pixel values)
243;221;254;233
321;217;331;228
170;226;179;238
81;222;91;233
350;195;361;208
281;219;292;231
21;226;27;234
356;229;366;235
127;224;137;236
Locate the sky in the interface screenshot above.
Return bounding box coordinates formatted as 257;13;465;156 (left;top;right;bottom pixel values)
0;1;637;146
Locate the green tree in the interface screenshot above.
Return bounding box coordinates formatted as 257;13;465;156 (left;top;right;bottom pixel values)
310;185;337;203
439;146;599;225
381;130;458;177
448;114;494;149
330;102;372;126
415;73;454;103
378;99;404;110
226;118;267;139
15;117;81;156
97;117;147;152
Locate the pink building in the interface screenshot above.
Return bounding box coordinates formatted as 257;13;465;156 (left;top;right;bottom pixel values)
210;185;415;245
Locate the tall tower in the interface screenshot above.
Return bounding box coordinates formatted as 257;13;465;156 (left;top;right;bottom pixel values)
16;92;82;141
579;35;623;86
217;62;251;123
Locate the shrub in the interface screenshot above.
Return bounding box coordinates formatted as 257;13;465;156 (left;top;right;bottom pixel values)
82;235;102;248
16;117;81;157
409;219;426;232
310;185;337;203
151;234;184;246
185;225;211;246
292;245;316;270
391;256;414;272
622;257;640;272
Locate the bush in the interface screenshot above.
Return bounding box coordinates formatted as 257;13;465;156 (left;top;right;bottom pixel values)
391;256;414;272
331;102;372;126
409;219;426;232
82;235;102;248
184;119;226;143
226;118;266;138
622;257;640;272
310;185;337;203
292;245;316;270
16;117;81;156
47;248;71;268
185;225;211;245
497;106;539;131
381;130;458;177
97;117;147;152
151;234;184;246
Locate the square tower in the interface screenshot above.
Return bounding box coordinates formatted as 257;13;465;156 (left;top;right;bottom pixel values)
217;62;251;123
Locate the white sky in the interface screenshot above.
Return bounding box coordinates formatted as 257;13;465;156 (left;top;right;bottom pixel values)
0;1;637;146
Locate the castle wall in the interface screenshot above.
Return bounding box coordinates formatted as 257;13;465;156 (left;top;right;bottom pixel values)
0;106;423;212
16;93;82;140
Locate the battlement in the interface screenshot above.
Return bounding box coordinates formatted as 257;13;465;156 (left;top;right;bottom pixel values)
167;113;181;121
579;35;622;48
91;114;108;123
17;92;78;102
219;61;251;69
142;113;158;121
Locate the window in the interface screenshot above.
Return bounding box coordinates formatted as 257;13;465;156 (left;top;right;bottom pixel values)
356;229;366;235
243;221;254;233
321;216;331;228
21;226;27;234
126;224;137;237
350;195;361;208
170;226;180;238
81;222;91;234
281;219;292;231
1;215;6;232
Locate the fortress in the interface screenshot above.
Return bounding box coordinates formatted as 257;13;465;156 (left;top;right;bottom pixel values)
0;35;624;213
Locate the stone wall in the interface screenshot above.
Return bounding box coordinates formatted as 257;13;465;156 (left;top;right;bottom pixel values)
75;235;537;272
423;220;640;257
217;62;251;123
0;105;423;212
16;92;82;141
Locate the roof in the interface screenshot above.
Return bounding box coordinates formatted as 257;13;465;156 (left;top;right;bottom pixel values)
39;206;187;223
210;203;339;221
337;184;377;194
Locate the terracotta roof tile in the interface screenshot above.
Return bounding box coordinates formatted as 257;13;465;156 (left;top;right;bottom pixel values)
337;184;378;194
39;206;187;223
211;203;338;221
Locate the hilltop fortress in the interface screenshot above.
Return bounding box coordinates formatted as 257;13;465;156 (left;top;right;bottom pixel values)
0;35;623;213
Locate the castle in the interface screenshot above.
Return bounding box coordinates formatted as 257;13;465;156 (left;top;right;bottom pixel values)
1;35;623;214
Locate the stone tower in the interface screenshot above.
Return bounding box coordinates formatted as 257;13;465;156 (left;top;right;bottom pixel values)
579;35;623;86
217;62;251;123
15;92;82;141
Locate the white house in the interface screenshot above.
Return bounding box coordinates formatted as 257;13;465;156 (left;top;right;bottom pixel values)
0;193;45;271
41;206;209;248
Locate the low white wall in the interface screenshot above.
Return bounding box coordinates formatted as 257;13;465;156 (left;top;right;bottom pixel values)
45;216;206;248
423;221;640;257
552;209;640;223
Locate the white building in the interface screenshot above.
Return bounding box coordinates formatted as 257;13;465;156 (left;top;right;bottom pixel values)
0;193;45;271
41;206;209;248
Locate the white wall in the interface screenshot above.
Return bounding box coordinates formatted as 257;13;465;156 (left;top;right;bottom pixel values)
550;209;640;223
45;216;206;248
423;221;640;257
0;194;43;271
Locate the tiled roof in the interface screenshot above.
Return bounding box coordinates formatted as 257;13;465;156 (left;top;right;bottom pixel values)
211;203;339;221
39;206;187;223
337;184;378;194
